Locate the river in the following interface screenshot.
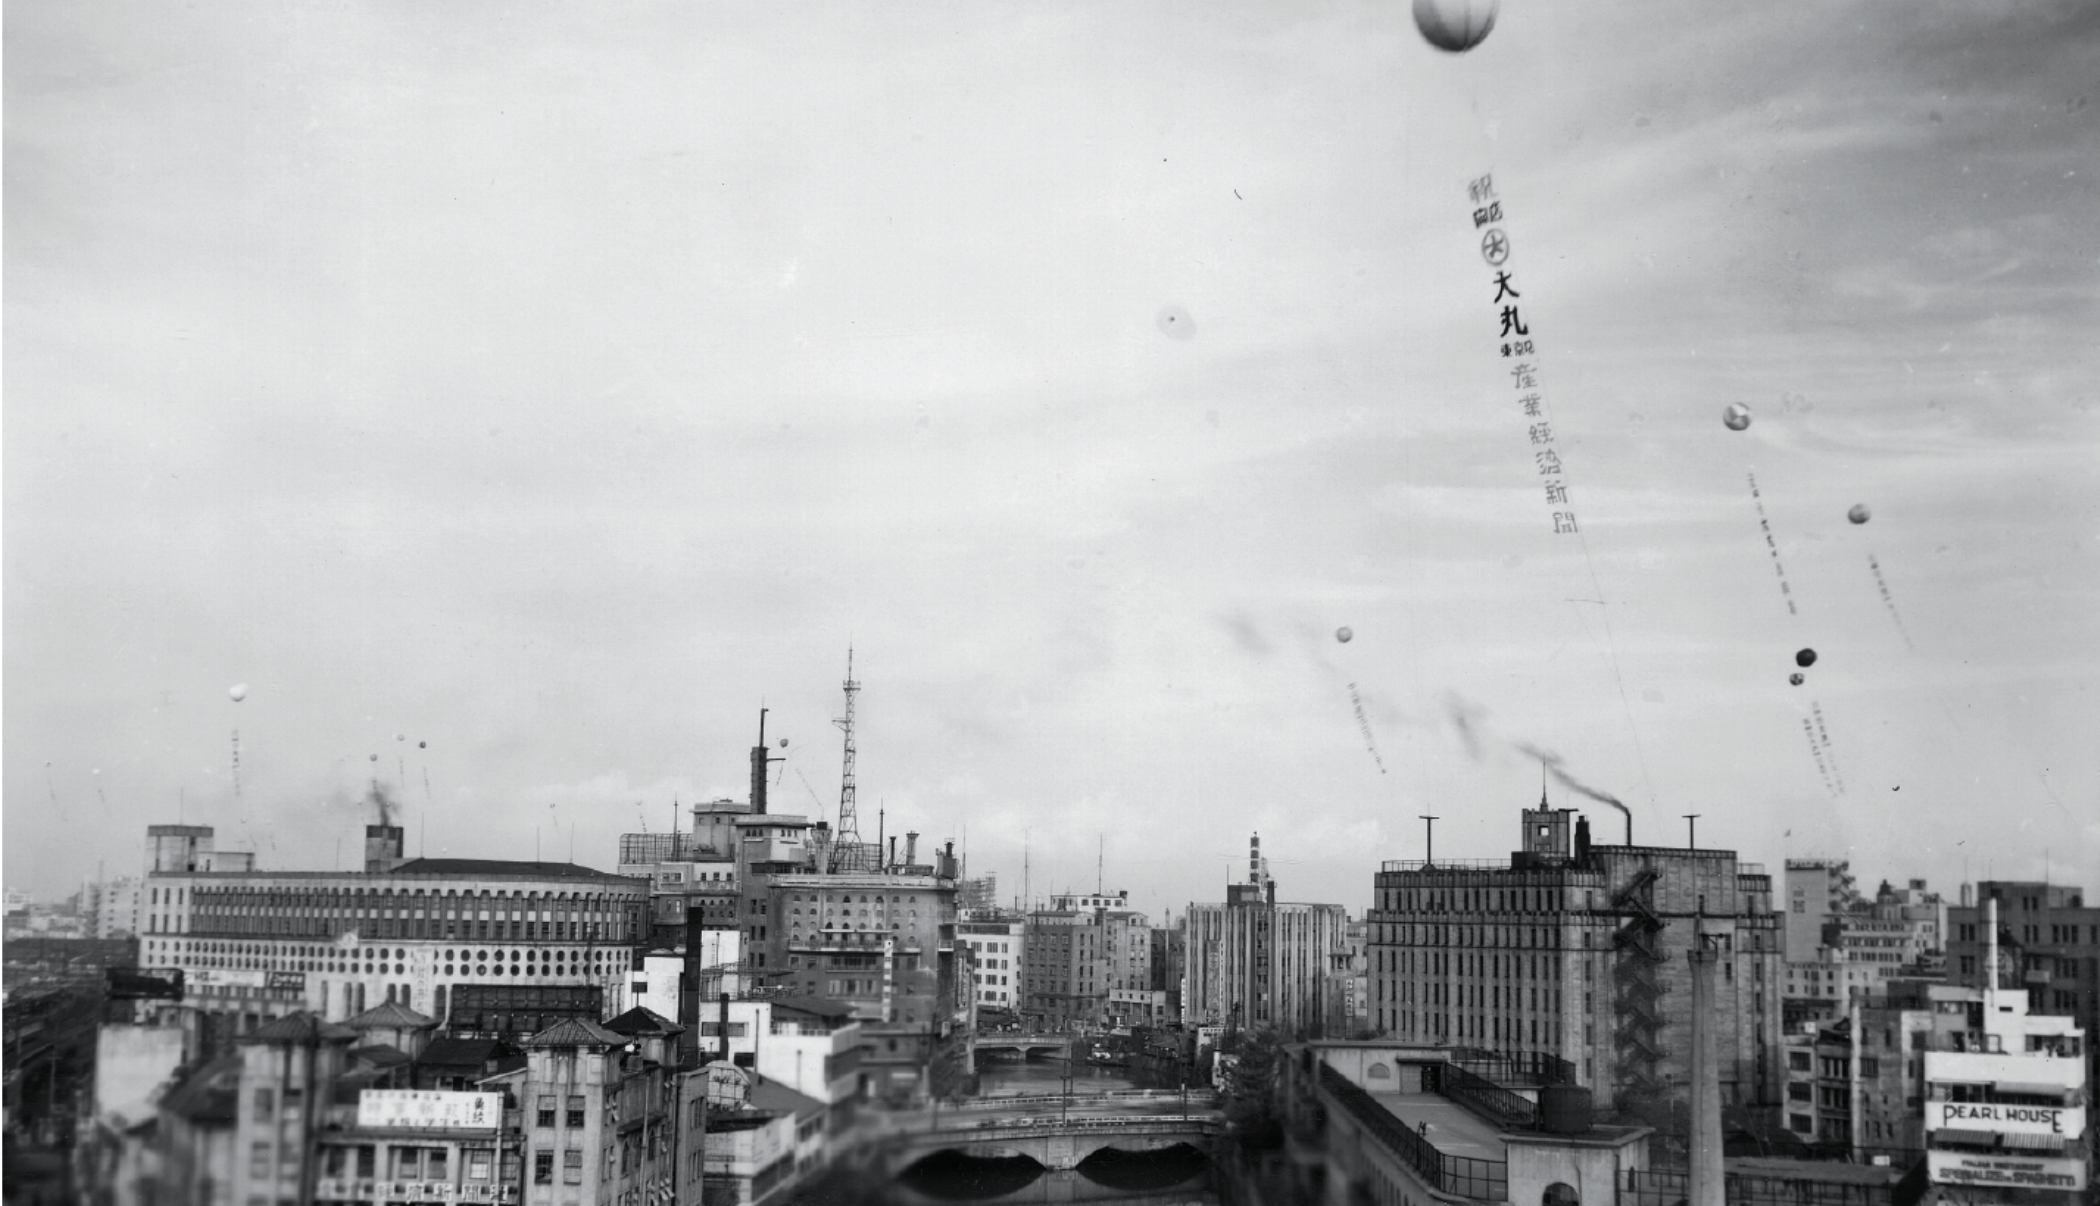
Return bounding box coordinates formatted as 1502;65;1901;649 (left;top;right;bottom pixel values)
788;1055;1225;1206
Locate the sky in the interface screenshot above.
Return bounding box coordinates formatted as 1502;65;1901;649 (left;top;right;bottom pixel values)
7;0;2099;920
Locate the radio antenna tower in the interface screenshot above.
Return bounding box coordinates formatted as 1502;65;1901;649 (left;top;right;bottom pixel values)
830;647;867;871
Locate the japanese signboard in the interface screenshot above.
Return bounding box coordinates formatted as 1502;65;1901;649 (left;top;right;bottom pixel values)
1927;1101;2084;1138
356;1089;503;1132
1927;1150;2085;1191
1465;173;1576;535
188;968;268;989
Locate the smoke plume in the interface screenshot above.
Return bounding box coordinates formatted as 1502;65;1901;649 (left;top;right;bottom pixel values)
366;782;397;830
1515;742;1633;842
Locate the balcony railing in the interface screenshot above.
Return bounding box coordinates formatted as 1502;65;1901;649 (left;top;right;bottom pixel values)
1317;1065;1506;1201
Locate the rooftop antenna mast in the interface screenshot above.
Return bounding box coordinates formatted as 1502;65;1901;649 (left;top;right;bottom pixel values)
830;647;867;871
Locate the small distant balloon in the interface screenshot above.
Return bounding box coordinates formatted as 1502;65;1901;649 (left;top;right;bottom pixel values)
1155;305;1194;341
1722;403;1751;431
1789;672;1805;687
778;738;789;748
1412;0;1497;52
1848;504;1871;524
418;741;426;749
369;753;379;763
1335;627;1354;644
1795;648;1817;668
396;733;405;741
229;683;248;702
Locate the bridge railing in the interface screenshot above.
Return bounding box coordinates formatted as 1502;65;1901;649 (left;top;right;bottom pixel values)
950;1088;1216;1112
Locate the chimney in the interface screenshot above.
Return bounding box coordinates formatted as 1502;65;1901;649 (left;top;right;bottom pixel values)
364;825;405;874
888;837;898;869
905;832;919;867
1575;815;1591;862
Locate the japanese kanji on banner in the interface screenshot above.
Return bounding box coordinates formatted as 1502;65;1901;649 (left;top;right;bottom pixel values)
1468;173;1577;535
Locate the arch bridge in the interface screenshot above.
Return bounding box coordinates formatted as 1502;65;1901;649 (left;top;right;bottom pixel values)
881;1113;1225;1174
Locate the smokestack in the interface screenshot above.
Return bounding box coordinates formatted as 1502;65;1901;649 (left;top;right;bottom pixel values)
1575;816;1592;862
1986;897;1998;996
905;831;918;866
1687;910;1724;1206
888;837;898;869
750;709;770;816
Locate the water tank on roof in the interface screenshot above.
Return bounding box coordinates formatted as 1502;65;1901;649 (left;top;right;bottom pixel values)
1538;1084;1593;1134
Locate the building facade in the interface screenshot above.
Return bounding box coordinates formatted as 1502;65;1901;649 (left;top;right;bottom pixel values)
1365;803;1784;1120
133;821;649;1045
958;916;1024;1014
1944;880;2099;1097
1184;835;1349;1039
750;850;972;1101
1020;890;1153;1030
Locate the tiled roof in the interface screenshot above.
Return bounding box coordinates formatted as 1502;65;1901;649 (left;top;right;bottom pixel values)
159;1055;242;1124
521;1017;629;1049
603;1007;683;1038
345;1000;437;1030
242;1012;359;1046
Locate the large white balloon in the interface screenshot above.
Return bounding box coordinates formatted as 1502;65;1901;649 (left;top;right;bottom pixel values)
1413;0;1498;53
229;683;248;702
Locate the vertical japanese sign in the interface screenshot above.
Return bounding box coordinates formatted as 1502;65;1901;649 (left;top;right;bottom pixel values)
1468;174;1576;535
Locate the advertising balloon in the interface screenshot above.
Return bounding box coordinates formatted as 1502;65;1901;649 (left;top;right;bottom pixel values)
1413;0;1498;53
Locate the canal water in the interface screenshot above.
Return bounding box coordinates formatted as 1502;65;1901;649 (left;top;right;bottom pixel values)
790;1056;1224;1206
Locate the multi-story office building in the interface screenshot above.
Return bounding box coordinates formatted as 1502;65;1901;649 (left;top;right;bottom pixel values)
133;819;649;1045
1366;803;1784;1119
1020;890;1152;1029
1782;864;1947;1027
615;797;746;945
749;843;972;1100
1184;835;1349;1038
1922;904;2089;1201
1945;882;2099;1081
958;915;1024;1013
1785;859;1860;959
1149;912;1186;1027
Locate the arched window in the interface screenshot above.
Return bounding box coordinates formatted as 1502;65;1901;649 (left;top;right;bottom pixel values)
1543;1184;1579;1206
1366;1063;1392;1080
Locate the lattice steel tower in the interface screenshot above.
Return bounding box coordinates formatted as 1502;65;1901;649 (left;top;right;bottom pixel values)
830;647;867;871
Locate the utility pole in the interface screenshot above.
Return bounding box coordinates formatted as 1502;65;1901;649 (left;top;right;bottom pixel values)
1683;814;1700;849
1419;816;1439;867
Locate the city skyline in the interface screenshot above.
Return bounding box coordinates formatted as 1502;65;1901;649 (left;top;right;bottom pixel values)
8;2;2097;914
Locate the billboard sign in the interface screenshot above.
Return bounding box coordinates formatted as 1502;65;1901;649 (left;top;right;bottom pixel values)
189;969;267;989
1927;1151;2086;1191
356;1089;503;1132
1927;1101;2083;1138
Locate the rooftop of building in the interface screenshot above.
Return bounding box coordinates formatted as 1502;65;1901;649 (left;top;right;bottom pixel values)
149;858;648;884
523;1016;631;1049
345;999;437;1030
243;1012;359;1046
159;1054;242;1123
603;1006;682;1038
387;857;638;881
